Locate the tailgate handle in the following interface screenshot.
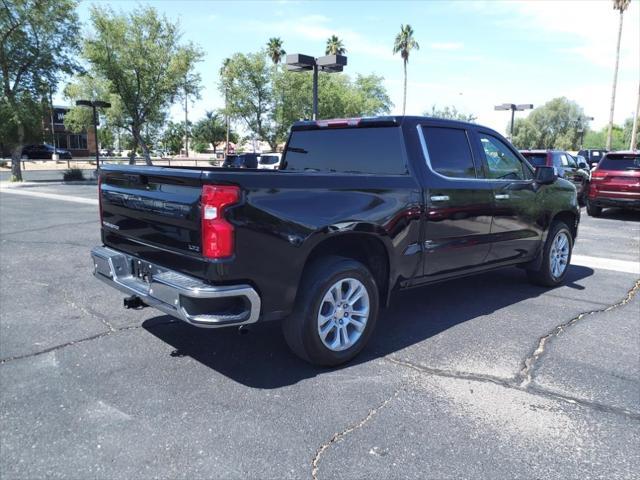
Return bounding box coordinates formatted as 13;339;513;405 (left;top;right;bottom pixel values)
125;174;148;186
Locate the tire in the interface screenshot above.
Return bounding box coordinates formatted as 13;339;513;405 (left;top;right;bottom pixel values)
282;256;379;366
527;221;573;287
586;200;602;217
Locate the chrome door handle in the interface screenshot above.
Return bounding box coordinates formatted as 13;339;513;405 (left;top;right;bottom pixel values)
430;195;450;202
494;194;510;200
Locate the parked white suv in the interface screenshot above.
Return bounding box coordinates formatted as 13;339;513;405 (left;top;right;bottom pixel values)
258;153;281;170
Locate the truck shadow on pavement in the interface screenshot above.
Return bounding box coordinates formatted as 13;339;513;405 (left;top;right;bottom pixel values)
142;265;594;389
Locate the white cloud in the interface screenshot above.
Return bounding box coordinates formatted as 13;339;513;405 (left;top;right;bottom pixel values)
497;0;639;73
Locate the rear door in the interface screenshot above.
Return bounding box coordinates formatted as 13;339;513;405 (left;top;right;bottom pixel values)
474;131;541;263
417;123;494;276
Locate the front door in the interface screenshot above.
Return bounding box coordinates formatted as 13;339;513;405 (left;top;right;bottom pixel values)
417;124;494;277
475;131;541;263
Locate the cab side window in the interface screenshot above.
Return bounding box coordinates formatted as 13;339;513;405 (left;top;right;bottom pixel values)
422;126;477;178
478;133;528;180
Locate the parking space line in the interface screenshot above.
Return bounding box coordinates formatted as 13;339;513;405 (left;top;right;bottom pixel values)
572;254;640;275
0;187;98;206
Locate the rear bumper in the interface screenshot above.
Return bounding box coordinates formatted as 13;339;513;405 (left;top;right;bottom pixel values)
91;246;261;328
588;196;640;209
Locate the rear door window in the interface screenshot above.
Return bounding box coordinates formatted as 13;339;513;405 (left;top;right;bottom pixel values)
284;127;407;174
421;126;477;178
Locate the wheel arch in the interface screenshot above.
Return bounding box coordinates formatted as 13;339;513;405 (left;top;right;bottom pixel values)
299;232;393;308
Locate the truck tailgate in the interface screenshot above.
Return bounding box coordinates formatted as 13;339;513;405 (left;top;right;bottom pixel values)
100;166;204;263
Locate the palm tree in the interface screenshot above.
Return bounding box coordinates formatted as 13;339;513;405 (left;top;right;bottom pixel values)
606;0;631;150
266;37;286;65
325;35;346;55
267;38;286;146
393;24;419;116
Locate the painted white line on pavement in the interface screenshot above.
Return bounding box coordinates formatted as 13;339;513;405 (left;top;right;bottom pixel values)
572;254;640;275
0;187;98;206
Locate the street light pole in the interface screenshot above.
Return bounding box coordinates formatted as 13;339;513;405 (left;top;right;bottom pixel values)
577;115;594;150
312;63;319;120
76;99;111;169
494;103;533;141
286;53;347;121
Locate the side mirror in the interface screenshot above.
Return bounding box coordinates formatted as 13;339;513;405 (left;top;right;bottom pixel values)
534;166;557;185
578;161;588;169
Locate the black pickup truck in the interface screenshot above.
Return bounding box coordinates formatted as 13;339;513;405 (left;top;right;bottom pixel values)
91;116;580;366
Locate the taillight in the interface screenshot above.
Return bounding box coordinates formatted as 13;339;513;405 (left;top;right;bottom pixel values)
201;185;240;259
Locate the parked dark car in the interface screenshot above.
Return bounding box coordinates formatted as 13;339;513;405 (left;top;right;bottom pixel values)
586;151;640;216
21;144;72;160
577;149;608;169
520;150;589;204
91;116;580;366
222;153;259;169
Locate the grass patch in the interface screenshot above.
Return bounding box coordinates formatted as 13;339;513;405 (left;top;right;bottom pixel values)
63;168;85;181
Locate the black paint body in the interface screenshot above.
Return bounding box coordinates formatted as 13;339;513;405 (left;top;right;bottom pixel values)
99;117;580;322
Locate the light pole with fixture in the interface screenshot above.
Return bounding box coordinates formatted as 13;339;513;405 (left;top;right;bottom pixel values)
76;99;111;167
494;103;533;140
576;115;594;150
286;53;347;120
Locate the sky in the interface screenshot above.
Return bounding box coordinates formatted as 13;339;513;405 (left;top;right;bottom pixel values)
69;0;640;135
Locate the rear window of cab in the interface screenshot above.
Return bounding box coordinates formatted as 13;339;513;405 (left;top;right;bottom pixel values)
283;127;407;174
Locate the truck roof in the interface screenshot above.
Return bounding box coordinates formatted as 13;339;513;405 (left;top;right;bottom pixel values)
291;115;479;131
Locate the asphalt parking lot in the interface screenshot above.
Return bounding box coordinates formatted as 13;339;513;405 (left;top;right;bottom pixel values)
1;182;639;479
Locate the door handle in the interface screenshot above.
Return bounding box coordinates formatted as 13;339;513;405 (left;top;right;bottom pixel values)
430;195;450;202
494;194;510;200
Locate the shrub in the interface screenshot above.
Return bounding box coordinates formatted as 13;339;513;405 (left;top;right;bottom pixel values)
63;168;85;181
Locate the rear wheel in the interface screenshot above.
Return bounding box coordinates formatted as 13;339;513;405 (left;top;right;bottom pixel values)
282;256;379;366
586;200;602;217
527;221;573;287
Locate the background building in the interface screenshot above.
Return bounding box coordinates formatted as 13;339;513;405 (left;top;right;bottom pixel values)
44;106;96;157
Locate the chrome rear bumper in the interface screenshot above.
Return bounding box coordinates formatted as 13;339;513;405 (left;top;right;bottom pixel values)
91;246;261;328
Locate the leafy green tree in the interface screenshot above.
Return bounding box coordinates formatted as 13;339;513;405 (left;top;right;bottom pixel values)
583;119;634;150
425;105;477;122
393;24;419;116
221;52;392;149
192;111;237;153
220;51;276;149
84;5;203;164
1;0;81;180
162;121;187;155
606;0;631;149
511;97;588;150
325;35;346;55
62;74;125;150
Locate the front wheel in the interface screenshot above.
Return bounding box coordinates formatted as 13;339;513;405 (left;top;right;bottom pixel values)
282;256;379;366
527;221;573;287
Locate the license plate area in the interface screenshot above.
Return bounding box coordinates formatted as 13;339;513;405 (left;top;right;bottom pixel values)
131;259;154;284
